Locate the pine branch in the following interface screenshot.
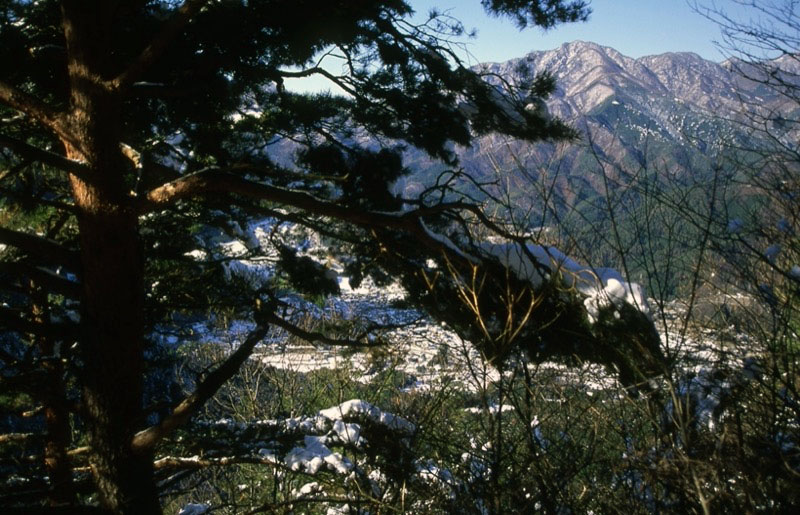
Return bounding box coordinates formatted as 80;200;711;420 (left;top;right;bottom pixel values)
0;262;81;299
0;226;80;270
276;67;358;96
138;168;496;284
0;432;37;444
0;186;79;216
140;169;408;230
139;168;370;220
0;82;69;138
0;133;91;180
131;323;269;454
110;0;209;90
0;305;80;341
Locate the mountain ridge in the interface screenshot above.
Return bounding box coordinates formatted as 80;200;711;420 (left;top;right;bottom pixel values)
487;40;763;119
398;39;792;226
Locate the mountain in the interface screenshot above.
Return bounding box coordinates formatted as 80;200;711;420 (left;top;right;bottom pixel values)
481;40;782;149
523;41;749;116
401;41;790;211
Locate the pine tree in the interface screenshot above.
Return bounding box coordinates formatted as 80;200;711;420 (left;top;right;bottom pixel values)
0;2;668;513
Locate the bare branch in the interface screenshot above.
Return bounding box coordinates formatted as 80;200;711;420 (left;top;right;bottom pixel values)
265;309;385;348
110;0;209;90
276;67;358;96
67;446;90;457
153;454;281;471
131;324;269;454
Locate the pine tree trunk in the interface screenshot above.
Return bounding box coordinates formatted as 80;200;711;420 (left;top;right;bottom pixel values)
72;195;159;514
60;2;160;508
63;141;160;512
64;148;160;512
61;0;161;514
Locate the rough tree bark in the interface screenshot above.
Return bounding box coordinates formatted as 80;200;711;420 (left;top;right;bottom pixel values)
59;2;159;512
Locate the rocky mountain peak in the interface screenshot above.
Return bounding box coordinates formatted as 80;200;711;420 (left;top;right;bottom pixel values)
425;40;792;207
480;40;771;119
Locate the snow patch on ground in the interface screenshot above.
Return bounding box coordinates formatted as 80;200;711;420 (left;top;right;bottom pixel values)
464;404;514;414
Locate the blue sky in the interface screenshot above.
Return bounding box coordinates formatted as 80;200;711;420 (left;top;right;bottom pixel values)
286;1;757;93
408;0;736;63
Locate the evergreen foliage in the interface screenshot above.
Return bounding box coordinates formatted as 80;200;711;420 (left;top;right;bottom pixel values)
4;1;795;513
0;1;615;512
